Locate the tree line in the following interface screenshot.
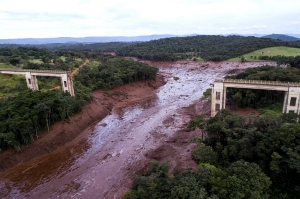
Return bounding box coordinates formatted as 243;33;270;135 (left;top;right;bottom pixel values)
115;35;300;61
0;89;92;151
75;53;158;90
0;46;85;71
0;51;158;151
124;110;300;199
258;55;300;68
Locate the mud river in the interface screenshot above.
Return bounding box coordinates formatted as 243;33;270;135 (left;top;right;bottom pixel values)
0;61;276;199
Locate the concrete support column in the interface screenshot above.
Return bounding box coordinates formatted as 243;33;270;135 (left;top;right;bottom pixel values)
31;75;39;90
61;73;75;96
67;75;75;96
211;82;224;117
283;91;288;113
223;87;227;109
285;87;300;114
25;72;38;90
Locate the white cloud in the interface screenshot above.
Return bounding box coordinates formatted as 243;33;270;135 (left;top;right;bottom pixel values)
0;0;299;38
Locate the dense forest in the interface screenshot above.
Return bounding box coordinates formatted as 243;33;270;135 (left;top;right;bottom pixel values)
225;66;300;109
75;53;158;90
0;89;92;151
0;48;158;151
124;111;300;199
116;35;300;61
2;35;300;63
258;55;300;68
0;42;136;54
45;42;135;52
0;46;86;71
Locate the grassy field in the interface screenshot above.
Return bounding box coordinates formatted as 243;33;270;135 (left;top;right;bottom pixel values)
60;56;66;61
229;46;300;61
75;58;83;62
87;60;100;68
0;74;26;97
258;102;283;116
28;59;44;64
0;63;15;68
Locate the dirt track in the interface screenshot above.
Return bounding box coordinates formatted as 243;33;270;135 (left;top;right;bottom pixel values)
0;60;276;199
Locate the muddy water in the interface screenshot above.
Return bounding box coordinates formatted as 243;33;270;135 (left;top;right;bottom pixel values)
0;61;276;199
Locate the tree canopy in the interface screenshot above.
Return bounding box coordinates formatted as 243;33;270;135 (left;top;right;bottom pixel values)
116;35;300;61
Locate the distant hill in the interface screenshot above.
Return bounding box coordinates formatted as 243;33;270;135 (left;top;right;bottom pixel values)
115;35;300;61
1;34;300;45
262;34;300;42
0;35;182;45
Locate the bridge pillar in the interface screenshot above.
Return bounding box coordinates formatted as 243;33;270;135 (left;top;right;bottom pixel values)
61;74;75;96
25;72;39;90
285;87;300;114
211;82;225;117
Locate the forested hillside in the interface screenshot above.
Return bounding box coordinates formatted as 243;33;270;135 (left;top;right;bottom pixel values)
116;35;300;61
40;42;135;52
0;46;85;70
259;55;300;68
75;53;158;90
262;34;300;42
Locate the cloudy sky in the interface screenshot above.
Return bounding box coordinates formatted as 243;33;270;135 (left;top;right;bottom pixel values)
0;0;299;39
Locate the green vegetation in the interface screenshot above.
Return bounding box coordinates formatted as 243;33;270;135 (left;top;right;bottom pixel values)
259;55;300;68
37;42;135;52
0;49;158;152
116;35;300;61
75;54;158;90
0;46;85;71
0;89;92;151
0;62;15;68
125;65;300;198
28;59;44;64
258;102;283;115
226;66;300;109
202;88;212;99
0;47;87;95
125;110;300;199
0;74;27;97
230;46;300;61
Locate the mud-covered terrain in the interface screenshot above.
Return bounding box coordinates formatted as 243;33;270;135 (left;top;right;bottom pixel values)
0;61;276;199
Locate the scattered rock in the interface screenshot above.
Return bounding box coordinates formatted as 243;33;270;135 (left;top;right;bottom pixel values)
100;123;107;127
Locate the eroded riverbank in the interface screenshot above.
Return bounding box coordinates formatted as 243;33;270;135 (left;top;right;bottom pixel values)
0;61;276;199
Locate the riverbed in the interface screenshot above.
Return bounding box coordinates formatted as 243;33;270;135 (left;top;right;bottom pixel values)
0;61;276;199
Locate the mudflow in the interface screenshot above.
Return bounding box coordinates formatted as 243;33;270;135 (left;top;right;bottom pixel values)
0;60;276;199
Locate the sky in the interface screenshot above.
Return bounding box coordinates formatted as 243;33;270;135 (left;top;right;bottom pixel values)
0;0;299;39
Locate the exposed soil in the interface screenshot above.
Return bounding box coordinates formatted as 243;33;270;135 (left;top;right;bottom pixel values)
70;58;89;77
0;74;166;172
0;60;276;199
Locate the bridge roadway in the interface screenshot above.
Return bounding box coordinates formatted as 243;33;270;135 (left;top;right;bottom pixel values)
211;79;300;116
0;68;75;96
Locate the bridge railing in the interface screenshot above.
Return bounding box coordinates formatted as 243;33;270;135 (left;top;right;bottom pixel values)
215;79;300;87
0;68;67;74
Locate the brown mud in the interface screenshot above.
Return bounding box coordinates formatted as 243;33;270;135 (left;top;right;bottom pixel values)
0;60;276;199
0;74;166;172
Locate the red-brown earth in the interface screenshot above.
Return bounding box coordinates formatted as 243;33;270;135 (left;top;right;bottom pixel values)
0;60;276;199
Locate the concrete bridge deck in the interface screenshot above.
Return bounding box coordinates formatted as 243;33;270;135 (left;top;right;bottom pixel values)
211;79;300;116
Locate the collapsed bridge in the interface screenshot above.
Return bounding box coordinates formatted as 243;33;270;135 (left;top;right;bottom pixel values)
211;79;300;116
0;68;75;96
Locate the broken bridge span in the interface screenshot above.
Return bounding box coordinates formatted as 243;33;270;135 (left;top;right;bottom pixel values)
211;79;300;116
0;68;75;96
